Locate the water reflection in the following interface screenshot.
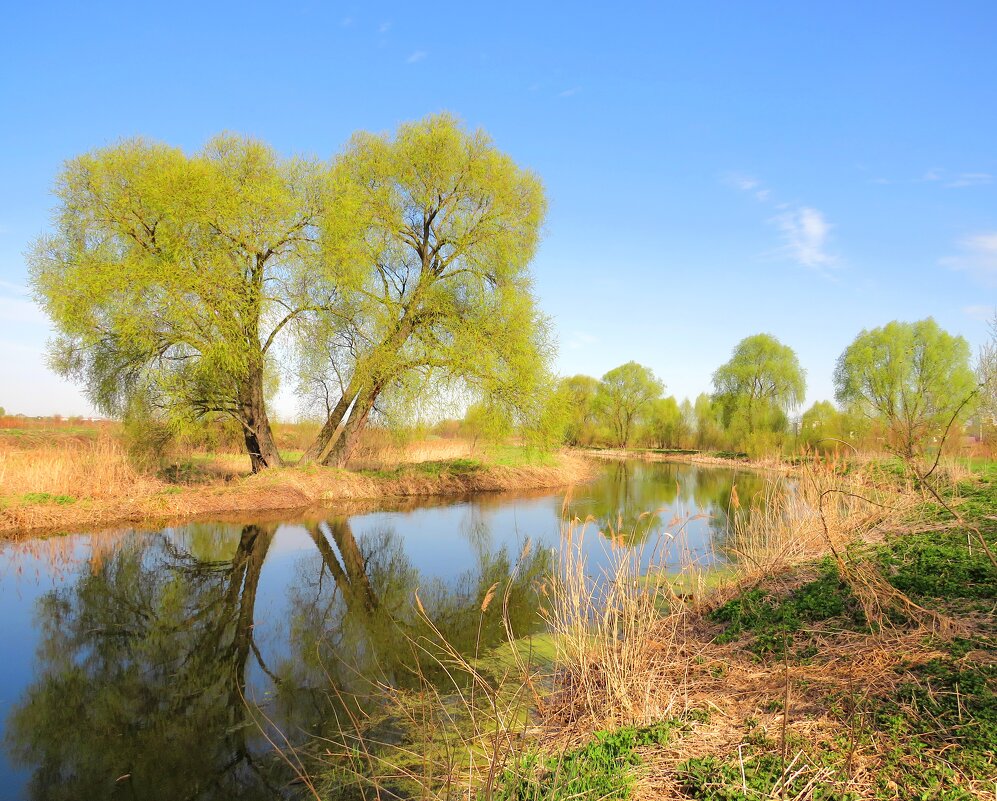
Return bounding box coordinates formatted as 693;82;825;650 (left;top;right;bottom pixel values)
0;460;765;800
4;519;548;800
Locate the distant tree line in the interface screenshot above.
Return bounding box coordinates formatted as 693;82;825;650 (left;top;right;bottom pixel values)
509;319;989;458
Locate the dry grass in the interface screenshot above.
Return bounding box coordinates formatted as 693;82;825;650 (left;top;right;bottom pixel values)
0;441;594;537
0;436;158;500
541;514;703;732
347;434;476;470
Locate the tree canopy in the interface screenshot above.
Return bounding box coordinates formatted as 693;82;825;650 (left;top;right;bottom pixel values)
595;362;664;448
29;135;326;471
712;333;806;437
30;116;552;471
299;113;551;466
833;318;977;457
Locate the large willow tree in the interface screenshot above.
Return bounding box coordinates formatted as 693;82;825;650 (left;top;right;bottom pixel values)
30;136;326;471
299;114;551;466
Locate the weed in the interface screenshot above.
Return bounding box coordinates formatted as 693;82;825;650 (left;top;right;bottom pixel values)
21;492;75;506
710;560;866;657
496;721;681;801
676;745;853;801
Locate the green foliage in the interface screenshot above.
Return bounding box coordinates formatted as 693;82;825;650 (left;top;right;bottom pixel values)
520;377;572;452
642;396;688;449
833;318;977;457
301;113;551;465
712;334;806;444
710;560;865;657
21;492;76;506
495;721;680;801
30;134;323;469
559;375;601;446
693;393;726;450
677;749;853;801
594;362;664;448
463;401;513;454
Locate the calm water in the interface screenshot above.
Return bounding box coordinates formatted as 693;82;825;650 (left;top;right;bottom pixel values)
0;460;764;800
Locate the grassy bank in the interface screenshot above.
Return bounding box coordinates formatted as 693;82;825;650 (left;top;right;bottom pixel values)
308;460;996;800
0;437;595;537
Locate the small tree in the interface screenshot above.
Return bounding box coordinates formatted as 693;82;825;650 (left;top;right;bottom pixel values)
643;396;686;449
559;375;601;446
692;393;724;450
976;312;997;444
462;401;511;455
712;334;806;443
834;318;977;458
299;113;549;467
594;362;664;448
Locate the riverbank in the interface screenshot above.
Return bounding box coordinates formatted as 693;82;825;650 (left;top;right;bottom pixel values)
314;459;996;800
0;452;597;538
515;463;996;800
579;447;795;473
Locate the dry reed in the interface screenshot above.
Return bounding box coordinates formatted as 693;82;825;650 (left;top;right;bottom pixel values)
0;436;156;500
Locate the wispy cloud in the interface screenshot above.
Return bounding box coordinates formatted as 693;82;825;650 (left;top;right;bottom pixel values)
406;50;427;64
724;173;773;202
772;206;835;271
378;20;391;34
726;173;836;270
941;232;997;286
558;86;581;98
921;168;992;188
725;173;760;192
963;304;996;322
340;16;354;27
946;172;992;188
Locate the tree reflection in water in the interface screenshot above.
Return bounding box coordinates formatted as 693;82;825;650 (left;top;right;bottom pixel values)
6;517;549;800
4;461;763;800
562;460;767;553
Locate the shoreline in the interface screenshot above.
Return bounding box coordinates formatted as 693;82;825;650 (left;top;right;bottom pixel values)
577;447;795;474
0;453;598;539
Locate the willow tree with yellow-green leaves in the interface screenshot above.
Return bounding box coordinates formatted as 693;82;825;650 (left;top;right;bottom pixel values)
298;114;551;467
29;135;327;471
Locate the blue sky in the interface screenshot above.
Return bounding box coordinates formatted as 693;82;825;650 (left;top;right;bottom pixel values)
1;1;994;417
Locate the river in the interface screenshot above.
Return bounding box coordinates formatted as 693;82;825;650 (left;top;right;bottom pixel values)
0;459;766;800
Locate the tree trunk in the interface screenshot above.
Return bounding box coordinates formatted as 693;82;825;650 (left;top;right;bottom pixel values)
299;382;359;465
240;366;282;473
301;312;417;468
323;387;378;468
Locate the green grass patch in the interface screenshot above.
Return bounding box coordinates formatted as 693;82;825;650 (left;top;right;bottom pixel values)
496;721;682;801
676;746;854;801
876;470;996;602
361;457;485;480
877;528;996;601
709;560;867;658
486;445;558;468
875;649;997;784
21;492;76;506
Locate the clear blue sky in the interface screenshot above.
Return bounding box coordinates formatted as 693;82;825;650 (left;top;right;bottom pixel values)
1;1;995;417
